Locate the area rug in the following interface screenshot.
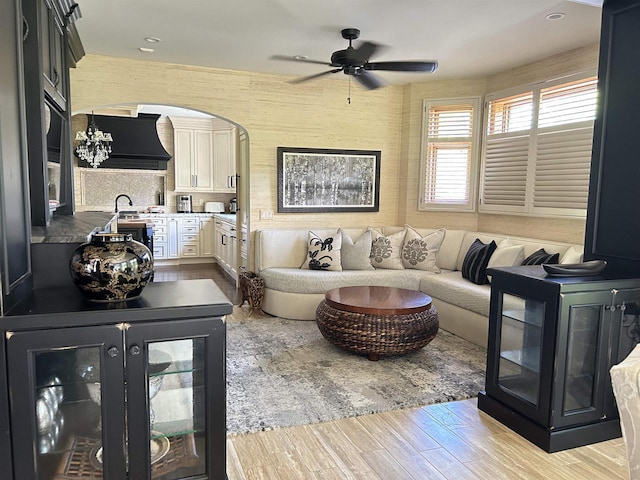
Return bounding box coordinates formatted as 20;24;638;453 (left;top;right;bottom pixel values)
226;307;487;435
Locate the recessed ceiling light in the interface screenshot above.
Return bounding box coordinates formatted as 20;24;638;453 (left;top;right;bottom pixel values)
139;47;155;53
546;12;566;20
145;37;161;43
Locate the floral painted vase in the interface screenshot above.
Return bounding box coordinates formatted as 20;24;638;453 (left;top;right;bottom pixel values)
69;232;154;302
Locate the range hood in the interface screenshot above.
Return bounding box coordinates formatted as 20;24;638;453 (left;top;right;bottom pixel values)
76;113;171;170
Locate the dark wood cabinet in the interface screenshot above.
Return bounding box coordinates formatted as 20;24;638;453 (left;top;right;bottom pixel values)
22;0;83;226
0;0;33;316
585;0;640;274
1;279;231;480
478;266;640;452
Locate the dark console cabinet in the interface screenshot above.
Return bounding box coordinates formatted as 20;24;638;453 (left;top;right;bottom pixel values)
0;279;231;480
585;0;640;273
478;266;640;452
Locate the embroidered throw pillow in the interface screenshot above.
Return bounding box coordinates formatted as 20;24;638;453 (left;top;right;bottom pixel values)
300;231;342;271
461;238;497;285
369;228;406;270
522;248;560;266
401;227;446;273
339;229;374;270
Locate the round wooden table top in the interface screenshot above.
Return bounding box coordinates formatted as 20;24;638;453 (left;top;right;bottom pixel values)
324;286;432;316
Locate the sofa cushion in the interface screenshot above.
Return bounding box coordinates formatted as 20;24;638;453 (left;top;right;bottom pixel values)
301;231;342;271
369;227;406;270
339;229;374;270
261;267;430;294
523;248;559;266
461;239;497;285
420;271;492;317
401;227;445;272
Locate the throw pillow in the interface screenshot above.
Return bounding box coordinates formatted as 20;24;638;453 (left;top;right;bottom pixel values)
369;228;406;270
522;248;560;266
461;238;497;285
401;227;446;273
300;231;342;271
339;229;374;270
486;239;525;283
560;246;583;264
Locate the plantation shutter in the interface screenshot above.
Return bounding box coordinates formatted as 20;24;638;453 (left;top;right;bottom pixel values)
421;99;480;211
481;92;533;211
533;78;597;212
480;75;597;217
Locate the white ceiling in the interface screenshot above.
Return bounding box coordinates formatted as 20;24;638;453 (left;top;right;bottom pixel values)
73;0;603;86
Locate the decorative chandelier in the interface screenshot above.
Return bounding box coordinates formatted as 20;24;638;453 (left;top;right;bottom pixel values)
75;114;113;168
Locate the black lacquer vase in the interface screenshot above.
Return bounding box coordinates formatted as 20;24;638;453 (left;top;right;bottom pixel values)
69;232;154;302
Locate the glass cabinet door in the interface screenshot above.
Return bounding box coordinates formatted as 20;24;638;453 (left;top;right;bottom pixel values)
126;318;225;480
553;291;611;428
496;294;544;406
6;325;126;480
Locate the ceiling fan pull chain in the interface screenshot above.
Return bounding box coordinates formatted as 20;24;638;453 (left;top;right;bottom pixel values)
347;76;351;104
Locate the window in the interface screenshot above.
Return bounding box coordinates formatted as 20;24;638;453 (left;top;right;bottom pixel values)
419;98;481;211
480;73;597;217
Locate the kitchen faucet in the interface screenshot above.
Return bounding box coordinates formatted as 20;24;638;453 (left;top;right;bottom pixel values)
114;194;133;213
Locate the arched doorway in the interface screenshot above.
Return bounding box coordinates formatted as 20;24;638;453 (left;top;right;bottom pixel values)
71;103;250;278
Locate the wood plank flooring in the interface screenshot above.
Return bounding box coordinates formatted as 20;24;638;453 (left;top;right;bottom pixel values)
155;264;629;479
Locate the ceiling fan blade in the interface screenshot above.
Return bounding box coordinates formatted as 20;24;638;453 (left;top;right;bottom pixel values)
364;61;438;73
270;55;332;67
354;70;384;90
352;41;380;64
289;68;342;84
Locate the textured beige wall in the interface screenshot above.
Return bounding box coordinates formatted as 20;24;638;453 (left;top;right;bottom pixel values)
70;55;404;235
70;43;599;250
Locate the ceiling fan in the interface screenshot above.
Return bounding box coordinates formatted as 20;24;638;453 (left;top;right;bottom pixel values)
271;28;438;90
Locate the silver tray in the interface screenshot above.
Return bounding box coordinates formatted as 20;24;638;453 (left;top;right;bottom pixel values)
89;432;171;470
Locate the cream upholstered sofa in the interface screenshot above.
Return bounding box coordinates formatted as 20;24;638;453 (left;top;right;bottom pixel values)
254;227;583;347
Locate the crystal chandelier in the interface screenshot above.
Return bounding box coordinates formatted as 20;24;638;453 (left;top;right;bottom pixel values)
75;114;113;168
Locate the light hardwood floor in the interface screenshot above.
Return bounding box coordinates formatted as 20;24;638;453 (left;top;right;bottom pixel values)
154;264;628;479
226;398;628;480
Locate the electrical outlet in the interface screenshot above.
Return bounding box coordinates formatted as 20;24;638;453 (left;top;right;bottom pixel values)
260;209;274;220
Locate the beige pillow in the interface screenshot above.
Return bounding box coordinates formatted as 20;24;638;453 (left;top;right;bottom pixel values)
301;231;342;271
401;227;446;273
369;227;406;270
560;246;584;264
339;229;374;270
487;239;525;282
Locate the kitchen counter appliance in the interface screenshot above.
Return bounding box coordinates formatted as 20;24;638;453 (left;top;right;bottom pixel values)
229;198;238;213
177;195;193;213
204;201;224;213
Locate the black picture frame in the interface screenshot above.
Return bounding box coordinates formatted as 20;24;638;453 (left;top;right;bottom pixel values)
277;147;381;213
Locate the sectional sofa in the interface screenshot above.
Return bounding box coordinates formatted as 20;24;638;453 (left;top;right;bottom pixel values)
254;227;583;347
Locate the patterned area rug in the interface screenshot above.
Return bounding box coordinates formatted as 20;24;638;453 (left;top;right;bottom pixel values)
226;306;487;435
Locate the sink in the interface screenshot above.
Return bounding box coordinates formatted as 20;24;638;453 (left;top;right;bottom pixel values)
118;211;140;220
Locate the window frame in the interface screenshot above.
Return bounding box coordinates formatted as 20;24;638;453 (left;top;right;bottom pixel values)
418;97;482;212
479;70;597;219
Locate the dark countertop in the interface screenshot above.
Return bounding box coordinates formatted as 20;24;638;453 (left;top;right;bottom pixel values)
32;211;117;243
2;279;233;330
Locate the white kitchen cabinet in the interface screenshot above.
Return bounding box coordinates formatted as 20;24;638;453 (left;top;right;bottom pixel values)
200;216;215;257
212;127;237;193
167;216;180;258
214;215;237;280
179;217;200;258
170;117;215;192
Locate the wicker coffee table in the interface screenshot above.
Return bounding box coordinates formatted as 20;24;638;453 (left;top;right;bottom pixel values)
316;286;439;361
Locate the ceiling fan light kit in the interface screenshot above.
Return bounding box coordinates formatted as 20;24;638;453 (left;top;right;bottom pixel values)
272;27;438;93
